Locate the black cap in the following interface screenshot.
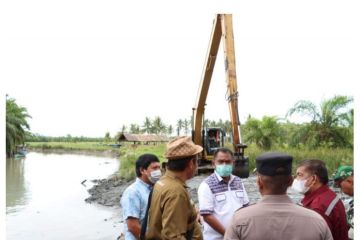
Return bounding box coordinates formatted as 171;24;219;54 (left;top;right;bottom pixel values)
256;152;293;176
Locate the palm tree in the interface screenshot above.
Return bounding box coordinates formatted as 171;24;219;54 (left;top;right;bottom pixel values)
153;116;166;134
243;116;282;150
6;97;31;157
167;125;173;136
121;124;127;133
104;132;111;142
204;119;210;128
176;119;183;136
142;117;152;134
183;118;189;135
287;95;353;148
130;124;141;134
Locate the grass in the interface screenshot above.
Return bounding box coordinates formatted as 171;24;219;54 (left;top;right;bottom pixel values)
240;144;353;176
26;141;117;151
117;143;167;180
27;141;353;181
27;141;167;181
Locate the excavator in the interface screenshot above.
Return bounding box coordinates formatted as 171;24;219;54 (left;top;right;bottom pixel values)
191;14;249;178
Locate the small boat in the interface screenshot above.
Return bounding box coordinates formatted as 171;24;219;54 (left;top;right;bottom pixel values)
15;145;27;157
15;153;26;159
108;143;122;148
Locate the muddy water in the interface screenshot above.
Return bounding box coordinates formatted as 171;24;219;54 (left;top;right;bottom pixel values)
6;152;121;240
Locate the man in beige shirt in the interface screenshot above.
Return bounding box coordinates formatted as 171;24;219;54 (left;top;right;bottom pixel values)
146;136;203;240
224;152;333;240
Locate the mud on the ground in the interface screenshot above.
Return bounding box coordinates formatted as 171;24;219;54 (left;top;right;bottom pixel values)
84;174;263;208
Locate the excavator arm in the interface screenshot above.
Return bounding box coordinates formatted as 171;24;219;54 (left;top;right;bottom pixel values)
192;14;249;178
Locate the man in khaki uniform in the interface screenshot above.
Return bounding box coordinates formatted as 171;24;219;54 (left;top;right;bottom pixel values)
224;152;333;240
146;136;203;240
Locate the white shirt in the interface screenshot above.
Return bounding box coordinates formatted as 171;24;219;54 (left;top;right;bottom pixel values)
198;171;249;240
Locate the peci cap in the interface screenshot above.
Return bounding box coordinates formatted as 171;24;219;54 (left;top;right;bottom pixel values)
256;152;293;176
333;166;353;181
165;136;203;160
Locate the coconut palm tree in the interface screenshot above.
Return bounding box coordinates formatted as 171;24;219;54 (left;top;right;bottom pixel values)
104;132;111;142
121;124;127;133
130;124;141;134
167;125;173;137
6;97;31;157
183;118;189;135
142;117;152;134
176;119;183;136
287;95;353;148
243;116;282;150
153;116;166;134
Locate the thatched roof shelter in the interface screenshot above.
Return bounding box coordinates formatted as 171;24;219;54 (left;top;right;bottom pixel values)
117;133;169;144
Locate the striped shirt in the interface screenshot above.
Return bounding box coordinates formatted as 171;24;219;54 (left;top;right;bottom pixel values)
198;172;249;240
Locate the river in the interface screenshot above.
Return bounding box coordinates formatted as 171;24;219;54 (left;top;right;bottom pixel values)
6;151;350;240
6;152;121;240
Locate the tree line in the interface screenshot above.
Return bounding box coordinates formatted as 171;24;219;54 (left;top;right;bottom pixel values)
6;95;353;157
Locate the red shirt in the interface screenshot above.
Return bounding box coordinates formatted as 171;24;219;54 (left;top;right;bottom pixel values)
302;185;348;240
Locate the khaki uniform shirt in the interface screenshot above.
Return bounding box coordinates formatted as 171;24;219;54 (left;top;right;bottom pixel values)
146;170;203;240
224;195;333;240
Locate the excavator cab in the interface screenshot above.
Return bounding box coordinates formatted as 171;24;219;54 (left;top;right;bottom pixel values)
204;128;225;155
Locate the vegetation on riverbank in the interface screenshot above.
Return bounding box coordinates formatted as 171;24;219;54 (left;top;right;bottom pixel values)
27;140;352;181
118;143;353;180
6;96;31;157
27;141;118;151
19;94;354;181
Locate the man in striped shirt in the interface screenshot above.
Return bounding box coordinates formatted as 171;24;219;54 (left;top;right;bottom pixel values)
198;148;249;240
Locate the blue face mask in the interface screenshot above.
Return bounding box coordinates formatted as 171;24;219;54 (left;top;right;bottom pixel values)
215;164;233;177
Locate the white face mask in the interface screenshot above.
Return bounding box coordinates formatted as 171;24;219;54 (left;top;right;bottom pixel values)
291;178;310;194
149;169;162;183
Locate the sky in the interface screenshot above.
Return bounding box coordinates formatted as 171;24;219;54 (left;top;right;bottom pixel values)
1;0;358;139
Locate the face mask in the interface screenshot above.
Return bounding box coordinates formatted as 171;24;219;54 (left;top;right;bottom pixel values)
215;164;233;177
291;178;310;194
149;169;162;183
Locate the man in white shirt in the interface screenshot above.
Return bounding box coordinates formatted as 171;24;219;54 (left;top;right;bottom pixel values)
198;148;249;240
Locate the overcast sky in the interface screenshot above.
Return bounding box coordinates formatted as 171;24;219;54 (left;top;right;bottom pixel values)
2;1;358;138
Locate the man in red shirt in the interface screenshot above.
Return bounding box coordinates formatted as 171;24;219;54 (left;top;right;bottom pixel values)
292;159;348;240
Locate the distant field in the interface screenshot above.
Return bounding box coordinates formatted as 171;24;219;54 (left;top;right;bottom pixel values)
27;141;353;180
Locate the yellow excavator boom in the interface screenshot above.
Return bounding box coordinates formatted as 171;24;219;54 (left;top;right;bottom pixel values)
192;14;249;178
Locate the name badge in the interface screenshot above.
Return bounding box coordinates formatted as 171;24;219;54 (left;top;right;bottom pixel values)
215;193;226;202
235;191;244;198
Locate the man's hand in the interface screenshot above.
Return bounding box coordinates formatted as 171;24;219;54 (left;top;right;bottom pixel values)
202;214;226;235
126;217;141;239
